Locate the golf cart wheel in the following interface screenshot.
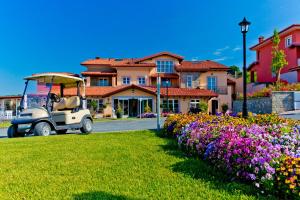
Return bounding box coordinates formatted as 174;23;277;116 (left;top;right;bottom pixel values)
34;122;51;136
80;118;93;134
7;125;17;138
56;129;67;134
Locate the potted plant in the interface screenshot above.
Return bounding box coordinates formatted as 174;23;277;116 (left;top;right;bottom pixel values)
116;102;123;118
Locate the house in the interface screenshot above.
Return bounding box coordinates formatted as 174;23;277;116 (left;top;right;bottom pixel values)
0;95;21;119
75;52;234;117
248;24;300;83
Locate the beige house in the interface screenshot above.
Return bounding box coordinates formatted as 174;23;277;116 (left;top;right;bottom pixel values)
71;52;235;117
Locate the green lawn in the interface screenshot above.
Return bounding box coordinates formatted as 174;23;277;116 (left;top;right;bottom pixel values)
0;131;274;200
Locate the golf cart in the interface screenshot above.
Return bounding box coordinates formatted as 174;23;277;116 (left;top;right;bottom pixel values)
7;73;93;138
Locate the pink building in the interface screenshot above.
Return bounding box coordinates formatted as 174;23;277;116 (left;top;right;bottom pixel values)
248;24;300;83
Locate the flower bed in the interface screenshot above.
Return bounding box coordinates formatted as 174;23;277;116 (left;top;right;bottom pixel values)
137;112;157;118
163;113;300;198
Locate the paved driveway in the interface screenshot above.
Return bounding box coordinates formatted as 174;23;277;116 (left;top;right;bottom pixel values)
0;118;165;138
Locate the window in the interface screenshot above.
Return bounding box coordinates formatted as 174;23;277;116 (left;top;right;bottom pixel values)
190;99;200;108
87;99;104;113
122;77;130;85
285;35;292;47
98;78;109;86
138;77;146;85
98;99;104;113
162;99;179;113
161;79;171;87
207;76;217;91
156;60;174;73
186;75;193;88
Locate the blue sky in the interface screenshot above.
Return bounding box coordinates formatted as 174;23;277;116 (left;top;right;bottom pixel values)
0;0;300;95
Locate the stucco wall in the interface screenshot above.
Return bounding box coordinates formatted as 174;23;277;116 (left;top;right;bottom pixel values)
233;91;295;114
233;97;272;114
116;68;153;86
271;91;294;113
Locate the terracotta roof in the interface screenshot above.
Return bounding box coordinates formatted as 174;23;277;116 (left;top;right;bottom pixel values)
80;51;183;67
150;73;179;78
134;52;184;63
227;79;236;85
81;71;117;76
250;24;300;50
0;95;22;100
143;86;217;97
57;84;217;98
176;60;229;72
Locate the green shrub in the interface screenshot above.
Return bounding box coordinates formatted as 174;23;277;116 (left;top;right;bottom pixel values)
221;104;228;113
197;101;208;113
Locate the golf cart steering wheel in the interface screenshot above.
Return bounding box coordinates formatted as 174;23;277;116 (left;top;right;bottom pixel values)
50;93;61;103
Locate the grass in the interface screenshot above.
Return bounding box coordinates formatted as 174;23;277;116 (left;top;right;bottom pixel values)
0;130;275;200
0;121;11;128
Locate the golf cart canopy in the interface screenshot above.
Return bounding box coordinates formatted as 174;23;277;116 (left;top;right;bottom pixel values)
24;73;84;88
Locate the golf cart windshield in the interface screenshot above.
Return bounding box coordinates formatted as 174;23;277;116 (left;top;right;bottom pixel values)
23;80;50;109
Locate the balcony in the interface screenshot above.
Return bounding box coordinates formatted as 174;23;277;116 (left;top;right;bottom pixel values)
199;86;228;95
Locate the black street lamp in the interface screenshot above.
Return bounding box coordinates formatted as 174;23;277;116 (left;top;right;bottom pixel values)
166;80;169;113
239;17;251;118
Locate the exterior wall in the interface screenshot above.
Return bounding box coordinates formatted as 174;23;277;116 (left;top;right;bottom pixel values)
281;71;298;83
199;71;231;110
180;72;201;88
233;97;272;114
199;71;227;89
232;91;295;114
116;68;153;86
251;30;300;83
271;91;294;113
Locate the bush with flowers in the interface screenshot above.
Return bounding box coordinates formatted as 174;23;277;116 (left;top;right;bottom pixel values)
163;113;300;198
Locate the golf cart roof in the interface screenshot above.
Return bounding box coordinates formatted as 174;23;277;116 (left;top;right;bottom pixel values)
24;73;84;87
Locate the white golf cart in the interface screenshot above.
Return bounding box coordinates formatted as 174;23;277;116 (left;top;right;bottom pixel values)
7;73;93;138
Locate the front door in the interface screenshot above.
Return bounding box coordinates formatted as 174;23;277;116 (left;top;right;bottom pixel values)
129;99;138;117
211;100;218;115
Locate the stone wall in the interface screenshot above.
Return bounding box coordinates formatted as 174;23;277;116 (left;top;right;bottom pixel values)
233;97;272;114
271;91;294;113
233;91;295;114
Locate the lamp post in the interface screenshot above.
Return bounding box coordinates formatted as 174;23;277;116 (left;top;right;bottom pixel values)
166;80;169;113
156;73;161;131
239;17;251;118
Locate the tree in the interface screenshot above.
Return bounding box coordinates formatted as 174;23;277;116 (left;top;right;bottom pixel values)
228;65;242;77
271;29;288;83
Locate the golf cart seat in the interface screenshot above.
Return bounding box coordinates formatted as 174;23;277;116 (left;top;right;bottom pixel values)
52;96;82;124
53;96;80;111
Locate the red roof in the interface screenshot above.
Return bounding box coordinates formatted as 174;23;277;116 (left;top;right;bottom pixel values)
250;24;300;50
0;95;22;100
81;52;183;67
176;60;229;72
81;71;117;76
58;84;217;98
32;72;79;77
142;86;217;97
134;52;184;63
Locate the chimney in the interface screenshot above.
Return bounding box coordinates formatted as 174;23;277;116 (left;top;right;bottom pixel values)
258;36;264;43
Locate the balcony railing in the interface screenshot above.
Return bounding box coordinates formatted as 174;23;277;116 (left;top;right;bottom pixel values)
199;86;228;95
